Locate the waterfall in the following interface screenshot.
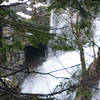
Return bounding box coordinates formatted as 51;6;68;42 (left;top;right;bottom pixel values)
21;0;80;95
20;0;100;100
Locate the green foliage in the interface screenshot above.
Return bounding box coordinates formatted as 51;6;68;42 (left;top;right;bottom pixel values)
75;85;92;100
0;6;56;66
48;0;67;10
50;37;75;51
49;0;100;18
0;8;9;17
0;8;15;17
0;6;55;55
48;0;98;52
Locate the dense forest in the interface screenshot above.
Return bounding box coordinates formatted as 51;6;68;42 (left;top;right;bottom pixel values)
0;0;100;100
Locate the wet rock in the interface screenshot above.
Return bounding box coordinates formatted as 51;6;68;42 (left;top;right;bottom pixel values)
24;44;48;68
6;51;27;85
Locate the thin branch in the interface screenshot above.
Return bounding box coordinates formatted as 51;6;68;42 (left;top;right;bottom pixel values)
50;26;68;30
0;77;9;89
53;51;74;76
14;84;78;97
1;67;27;77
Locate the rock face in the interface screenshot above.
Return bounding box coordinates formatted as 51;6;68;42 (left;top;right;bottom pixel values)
10;0;50;25
6;51;27;85
24;44;48;69
5;0;49;79
6;43;48;85
0;0;49;92
31;8;50;25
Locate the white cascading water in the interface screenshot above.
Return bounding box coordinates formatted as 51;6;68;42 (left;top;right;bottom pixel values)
21;3;100;100
21;0;81;95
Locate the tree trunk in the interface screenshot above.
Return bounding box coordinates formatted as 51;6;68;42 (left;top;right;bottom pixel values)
75;24;89;100
0;26;3;65
75;48;100;100
75;43;91;100
78;43;86;75
0;26;2;47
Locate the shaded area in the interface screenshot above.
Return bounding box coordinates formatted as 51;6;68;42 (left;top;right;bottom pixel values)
24;44;48;69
